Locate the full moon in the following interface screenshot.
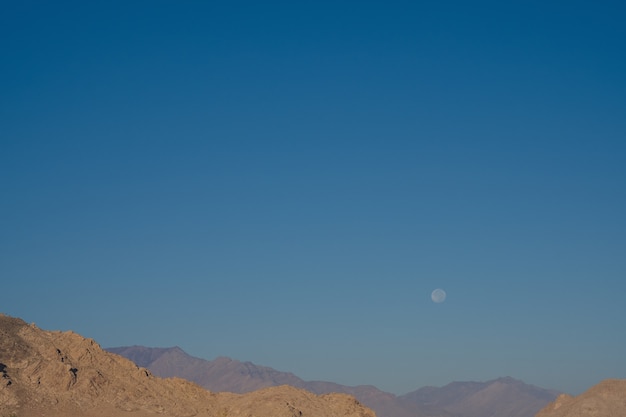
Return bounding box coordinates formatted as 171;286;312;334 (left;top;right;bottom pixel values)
431;288;446;303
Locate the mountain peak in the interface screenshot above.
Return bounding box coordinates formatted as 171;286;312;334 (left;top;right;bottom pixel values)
213;355;235;363
494;376;519;383
0;314;377;417
109;344;561;417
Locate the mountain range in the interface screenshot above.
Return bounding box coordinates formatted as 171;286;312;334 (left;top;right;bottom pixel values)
0;314;375;417
4;313;624;417
107;345;560;417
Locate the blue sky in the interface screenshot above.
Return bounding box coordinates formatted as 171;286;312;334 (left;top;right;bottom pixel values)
1;1;625;395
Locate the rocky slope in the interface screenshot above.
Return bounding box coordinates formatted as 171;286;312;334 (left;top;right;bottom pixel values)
108;346;560;417
536;379;626;417
108;346;418;417
0;314;376;417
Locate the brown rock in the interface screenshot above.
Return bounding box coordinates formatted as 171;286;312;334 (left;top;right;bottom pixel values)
535;379;626;417
0;314;376;417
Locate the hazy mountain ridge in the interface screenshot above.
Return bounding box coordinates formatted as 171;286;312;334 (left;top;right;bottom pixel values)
0;314;376;417
108;345;561;417
108;346;304;392
4;314;623;417
399;377;561;417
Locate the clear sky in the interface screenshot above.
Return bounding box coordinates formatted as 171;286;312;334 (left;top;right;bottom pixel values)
1;1;625;396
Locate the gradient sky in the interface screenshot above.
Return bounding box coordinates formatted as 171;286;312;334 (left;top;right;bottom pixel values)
2;1;625;396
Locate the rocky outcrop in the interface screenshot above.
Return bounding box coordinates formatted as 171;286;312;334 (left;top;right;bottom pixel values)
0;314;376;417
536;379;626;417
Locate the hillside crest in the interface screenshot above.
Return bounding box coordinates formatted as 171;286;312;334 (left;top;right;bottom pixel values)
0;314;375;417
108;345;561;417
536;379;626;417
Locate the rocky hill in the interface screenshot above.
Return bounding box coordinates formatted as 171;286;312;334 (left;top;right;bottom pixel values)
108;346;560;417
536;379;626;417
0;314;376;417
108;346;417;417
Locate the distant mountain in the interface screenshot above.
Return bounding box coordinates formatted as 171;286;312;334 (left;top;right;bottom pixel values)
108;345;304;392
108;345;560;417
399;377;561;417
536;379;626;417
107;345;415;416
0;314;377;417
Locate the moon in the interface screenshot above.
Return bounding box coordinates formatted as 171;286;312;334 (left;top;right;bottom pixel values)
431;288;446;303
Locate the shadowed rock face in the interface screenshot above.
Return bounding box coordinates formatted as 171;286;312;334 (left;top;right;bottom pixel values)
109;346;561;417
0;314;376;417
536;379;626;417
